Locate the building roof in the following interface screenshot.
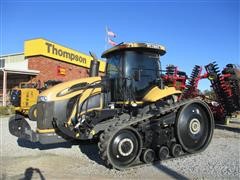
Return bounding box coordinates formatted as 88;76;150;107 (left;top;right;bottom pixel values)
0;52;24;58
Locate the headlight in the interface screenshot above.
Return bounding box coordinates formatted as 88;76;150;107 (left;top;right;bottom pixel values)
38;96;48;102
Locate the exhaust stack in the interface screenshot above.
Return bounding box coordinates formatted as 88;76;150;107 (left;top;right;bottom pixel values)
89;51;100;77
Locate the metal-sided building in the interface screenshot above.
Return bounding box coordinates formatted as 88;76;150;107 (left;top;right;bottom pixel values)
0;38;105;106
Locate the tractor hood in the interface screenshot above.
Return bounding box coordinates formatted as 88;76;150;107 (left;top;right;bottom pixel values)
38;76;102;102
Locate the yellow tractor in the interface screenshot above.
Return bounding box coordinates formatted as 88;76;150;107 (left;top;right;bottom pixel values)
10;82;39;116
10;80;62;119
9;42;214;170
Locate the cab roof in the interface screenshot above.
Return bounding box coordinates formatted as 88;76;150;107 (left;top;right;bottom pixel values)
101;42;166;58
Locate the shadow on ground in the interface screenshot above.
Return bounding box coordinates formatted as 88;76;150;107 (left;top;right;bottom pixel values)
78;139;105;166
17;138;73;150
154;163;188;180
17;138;189;178
20;167;45;180
215;124;240;133
78;139;189;179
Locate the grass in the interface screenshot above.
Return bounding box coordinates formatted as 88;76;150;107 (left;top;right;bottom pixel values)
0;106;15;116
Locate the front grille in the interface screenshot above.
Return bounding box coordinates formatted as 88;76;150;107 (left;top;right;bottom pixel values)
36;102;54;129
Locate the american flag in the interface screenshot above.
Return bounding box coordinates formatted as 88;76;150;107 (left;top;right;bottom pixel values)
107;28;117;37
106;27;117;46
108;37;117;46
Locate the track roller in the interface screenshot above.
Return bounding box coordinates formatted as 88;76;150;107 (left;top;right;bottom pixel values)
170;143;182;157
158;146;169;160
140;149;155;164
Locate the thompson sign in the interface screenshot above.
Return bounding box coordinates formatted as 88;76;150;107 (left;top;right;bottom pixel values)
24;38;105;72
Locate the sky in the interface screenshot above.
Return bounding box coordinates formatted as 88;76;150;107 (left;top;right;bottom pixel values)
0;0;239;90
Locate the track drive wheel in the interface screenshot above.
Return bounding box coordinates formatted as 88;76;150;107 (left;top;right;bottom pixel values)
98;122;142;170
176;100;214;153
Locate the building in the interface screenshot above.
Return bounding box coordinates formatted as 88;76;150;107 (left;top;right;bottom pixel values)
0;38;106;106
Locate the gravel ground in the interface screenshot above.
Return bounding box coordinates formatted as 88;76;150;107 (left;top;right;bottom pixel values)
0;116;239;179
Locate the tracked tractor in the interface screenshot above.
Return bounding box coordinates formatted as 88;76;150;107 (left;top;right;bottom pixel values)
9;42;214;170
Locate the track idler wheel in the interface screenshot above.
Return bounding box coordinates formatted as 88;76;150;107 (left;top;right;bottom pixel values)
99;126;142;170
140;149;155;164
176;100;214;154
158;146;169;160
170;143;182;157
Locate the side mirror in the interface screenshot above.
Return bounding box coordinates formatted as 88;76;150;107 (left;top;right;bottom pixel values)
134;69;141;81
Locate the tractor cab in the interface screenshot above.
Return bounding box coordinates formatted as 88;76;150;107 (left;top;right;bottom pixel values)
102;43;166;102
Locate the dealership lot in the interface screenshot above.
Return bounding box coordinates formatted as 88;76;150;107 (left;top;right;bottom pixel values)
1;116;239;179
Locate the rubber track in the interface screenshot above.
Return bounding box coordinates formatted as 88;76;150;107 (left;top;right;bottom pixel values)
98;98;195;170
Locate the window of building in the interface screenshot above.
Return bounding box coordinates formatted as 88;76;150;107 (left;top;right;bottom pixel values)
0;59;5;68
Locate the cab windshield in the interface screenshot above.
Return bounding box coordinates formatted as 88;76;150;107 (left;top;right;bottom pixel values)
106;51;160;79
105;50;161;99
106;54;122;78
124;51;160;97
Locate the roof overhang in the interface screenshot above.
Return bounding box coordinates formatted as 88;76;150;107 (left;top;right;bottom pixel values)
0;68;40;75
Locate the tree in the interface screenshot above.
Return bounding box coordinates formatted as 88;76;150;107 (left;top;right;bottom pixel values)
203;89;216;100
